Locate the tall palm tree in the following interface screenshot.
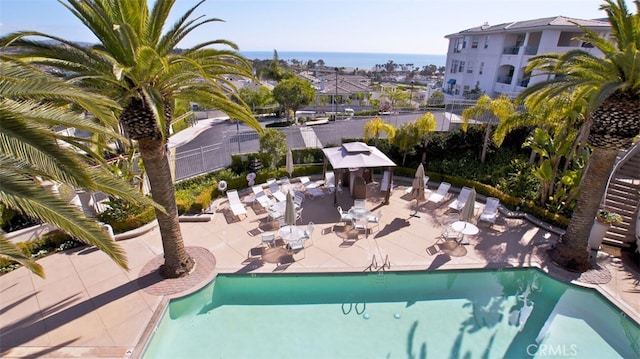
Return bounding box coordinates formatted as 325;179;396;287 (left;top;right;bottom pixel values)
1;57;157;277
461;94;516;163
519;0;640;272
2;0;262;278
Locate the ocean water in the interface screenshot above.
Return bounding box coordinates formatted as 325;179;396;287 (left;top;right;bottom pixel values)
240;51;446;69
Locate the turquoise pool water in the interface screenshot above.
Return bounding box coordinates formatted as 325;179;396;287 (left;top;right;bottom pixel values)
143;268;639;358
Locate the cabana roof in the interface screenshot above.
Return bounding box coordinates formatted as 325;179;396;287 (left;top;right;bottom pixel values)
322;142;396;169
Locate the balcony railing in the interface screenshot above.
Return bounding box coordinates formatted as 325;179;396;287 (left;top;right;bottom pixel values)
496;76;513;85
502;46;520;55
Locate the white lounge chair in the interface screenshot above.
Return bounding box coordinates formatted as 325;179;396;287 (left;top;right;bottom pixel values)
479;197;500;225
268;181;286;202
404;176;430;194
448;186;472;211
427;182;451;204
226;189;247;219
299;176;325;199
251;185;273;209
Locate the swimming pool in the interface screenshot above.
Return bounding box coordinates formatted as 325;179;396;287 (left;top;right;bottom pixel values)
143;268;639;358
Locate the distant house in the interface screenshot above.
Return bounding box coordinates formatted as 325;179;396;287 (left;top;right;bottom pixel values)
443;16;611;99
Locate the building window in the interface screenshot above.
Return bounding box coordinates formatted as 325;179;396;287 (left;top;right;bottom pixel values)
467;61;474;74
484;36;489;48
458;61;465;73
454;38;464;53
463;85;470;94
451;59;459;73
479;62;484;75
471;37;479;49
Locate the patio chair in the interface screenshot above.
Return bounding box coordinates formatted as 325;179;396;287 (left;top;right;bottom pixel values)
288;237;305;259
246;246;264;263
296;207;303;222
354;199;366;209
323;171;336;192
448;186;472;211
352;215;369;238
479;197;500;226
261;232;276;247
367;210;383;233
252;185;273;209
302;221;315;245
427;182;451;204
337;206;352;224
226;189;247;219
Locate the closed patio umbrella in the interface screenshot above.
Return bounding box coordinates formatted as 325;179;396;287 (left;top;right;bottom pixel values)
461;187;477;222
284;191;297;231
410;163;425;218
286;148;294;177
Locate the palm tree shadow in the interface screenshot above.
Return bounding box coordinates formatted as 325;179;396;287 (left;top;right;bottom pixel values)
374;217;410;239
1;271;161;349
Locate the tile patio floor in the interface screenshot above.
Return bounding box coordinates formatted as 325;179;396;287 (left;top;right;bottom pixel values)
1;182;639;358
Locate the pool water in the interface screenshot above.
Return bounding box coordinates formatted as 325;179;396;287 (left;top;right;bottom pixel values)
143;268;639;358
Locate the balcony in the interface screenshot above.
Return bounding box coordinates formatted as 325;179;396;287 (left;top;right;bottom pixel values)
502;46;520;55
523;46;538;55
496;76;513;85
518;78;530;87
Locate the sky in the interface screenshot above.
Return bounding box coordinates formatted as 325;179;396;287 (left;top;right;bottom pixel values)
0;0;630;55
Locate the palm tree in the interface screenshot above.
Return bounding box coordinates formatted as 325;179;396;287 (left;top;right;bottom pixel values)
519;0;640;272
461;94;516;163
2;0;262;278
415;112;437;163
1;57;156;277
363;117;396;147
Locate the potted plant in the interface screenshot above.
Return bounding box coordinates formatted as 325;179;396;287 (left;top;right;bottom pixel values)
589;208;623;250
596;208;623;225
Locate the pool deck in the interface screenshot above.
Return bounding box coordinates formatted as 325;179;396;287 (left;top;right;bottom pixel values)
1;182;639;358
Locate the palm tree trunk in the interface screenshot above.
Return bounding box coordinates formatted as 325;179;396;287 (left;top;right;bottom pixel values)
138;138;194;278
548;147;618;272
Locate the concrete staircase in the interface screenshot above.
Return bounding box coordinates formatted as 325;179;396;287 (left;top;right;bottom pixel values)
602;143;640;248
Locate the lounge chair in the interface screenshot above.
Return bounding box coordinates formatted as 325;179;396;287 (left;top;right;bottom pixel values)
268;181;286;202
323;171;337;192
448;186;472;211
479;197;500;225
404;175;430;194
226;189;247;219
427;182;451;204
299;176;325;199
251;185;273;209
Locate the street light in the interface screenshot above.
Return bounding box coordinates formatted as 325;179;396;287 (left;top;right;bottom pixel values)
410;81;414;110
333;67;342;142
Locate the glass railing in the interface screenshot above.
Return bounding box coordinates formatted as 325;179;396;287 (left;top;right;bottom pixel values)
502;46;520;55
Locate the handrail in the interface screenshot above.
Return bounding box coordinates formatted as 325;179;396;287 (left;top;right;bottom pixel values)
602;142;640;208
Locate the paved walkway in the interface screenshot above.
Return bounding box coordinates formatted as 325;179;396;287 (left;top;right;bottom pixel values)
1;182;638;358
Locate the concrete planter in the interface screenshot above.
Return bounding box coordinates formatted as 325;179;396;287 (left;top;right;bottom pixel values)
588;218;610;250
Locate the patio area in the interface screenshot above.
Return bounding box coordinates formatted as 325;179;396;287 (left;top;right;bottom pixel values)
1;179;639;358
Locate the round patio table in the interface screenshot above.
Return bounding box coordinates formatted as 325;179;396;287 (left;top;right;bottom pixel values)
278;225;306;243
451;221;479;245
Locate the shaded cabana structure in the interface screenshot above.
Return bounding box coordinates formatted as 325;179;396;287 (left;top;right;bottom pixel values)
321;142;397;205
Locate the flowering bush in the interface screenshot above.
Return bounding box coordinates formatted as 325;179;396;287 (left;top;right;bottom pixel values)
596;208;623;225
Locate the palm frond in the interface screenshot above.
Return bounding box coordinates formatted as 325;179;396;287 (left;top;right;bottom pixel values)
0;235;45;278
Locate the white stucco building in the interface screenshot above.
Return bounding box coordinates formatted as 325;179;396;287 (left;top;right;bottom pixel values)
443;16;611;99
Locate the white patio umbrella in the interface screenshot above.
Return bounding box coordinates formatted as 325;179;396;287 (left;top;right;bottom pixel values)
461;187;477;222
410;163;425;218
285;148;294;177
284;191;297;231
